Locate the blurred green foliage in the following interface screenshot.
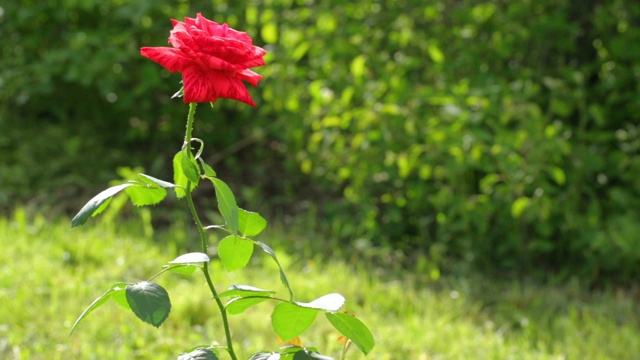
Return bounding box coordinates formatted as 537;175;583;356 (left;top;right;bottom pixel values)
1;0;639;284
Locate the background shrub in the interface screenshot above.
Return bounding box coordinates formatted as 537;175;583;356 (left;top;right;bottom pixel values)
2;0;639;284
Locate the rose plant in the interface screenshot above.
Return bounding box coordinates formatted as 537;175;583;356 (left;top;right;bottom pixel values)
69;13;373;360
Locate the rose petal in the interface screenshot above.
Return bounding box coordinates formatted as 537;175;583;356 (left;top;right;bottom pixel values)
182;67;257;107
193;13;254;45
236;68;263;87
236;55;266;69
188;34;262;57
195;52;239;72
140;47;192;73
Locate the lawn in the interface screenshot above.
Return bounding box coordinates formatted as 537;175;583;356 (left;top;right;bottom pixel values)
1;208;638;359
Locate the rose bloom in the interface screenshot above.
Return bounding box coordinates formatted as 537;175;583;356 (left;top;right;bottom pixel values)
141;13;266;107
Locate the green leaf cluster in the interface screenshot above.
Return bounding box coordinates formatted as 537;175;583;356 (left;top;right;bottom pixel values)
219;285;373;356
70;155;375;356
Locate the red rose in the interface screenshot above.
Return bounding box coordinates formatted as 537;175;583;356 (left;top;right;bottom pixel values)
141;13;266;107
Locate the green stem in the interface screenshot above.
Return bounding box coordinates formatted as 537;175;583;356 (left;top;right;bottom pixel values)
202;264;236;357
185;182;209;261
184;102;197;147
183;102;238;360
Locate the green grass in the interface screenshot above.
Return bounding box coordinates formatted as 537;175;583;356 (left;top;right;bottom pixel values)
1;209;639;359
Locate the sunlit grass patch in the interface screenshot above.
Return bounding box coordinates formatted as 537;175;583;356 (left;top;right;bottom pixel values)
1;211;638;359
